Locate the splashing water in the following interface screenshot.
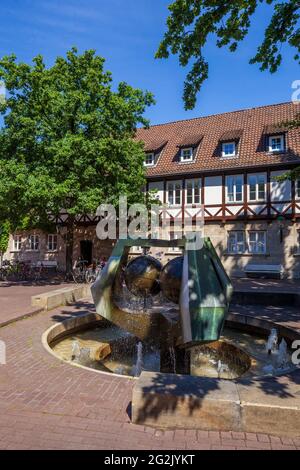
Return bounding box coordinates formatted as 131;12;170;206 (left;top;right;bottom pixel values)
217;360;222;378
132;342;143;377
277;338;288;369
266;328;278;354
78;347;91;365
169;346;176;374
71;340;81;360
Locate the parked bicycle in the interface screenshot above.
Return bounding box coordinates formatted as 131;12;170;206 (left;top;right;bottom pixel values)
66;258;106;284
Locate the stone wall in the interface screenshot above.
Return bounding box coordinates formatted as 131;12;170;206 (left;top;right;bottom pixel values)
203;220;300;279
4;230;66;270
4;220;300;278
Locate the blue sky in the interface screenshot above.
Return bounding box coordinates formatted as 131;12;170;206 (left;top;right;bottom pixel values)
0;0;299;125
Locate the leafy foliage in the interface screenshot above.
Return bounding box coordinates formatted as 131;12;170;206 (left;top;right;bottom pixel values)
156;0;300;109
0;48;155;267
0;220;10;255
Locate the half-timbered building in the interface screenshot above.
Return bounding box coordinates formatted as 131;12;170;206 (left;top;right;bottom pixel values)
4;101;300;278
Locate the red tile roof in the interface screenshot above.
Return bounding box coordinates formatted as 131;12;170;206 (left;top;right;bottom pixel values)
136;102;300;177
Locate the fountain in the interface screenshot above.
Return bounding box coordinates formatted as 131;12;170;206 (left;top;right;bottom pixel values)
169;346;176;374
277;338;288;369
132;342;143;377
50;237;296;380
45;237;300;436
266;328;278;355
71;340;81;361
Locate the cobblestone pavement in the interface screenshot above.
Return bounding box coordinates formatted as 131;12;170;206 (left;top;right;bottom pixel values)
0;281;71;325
233;278;300;294
0;296;299;450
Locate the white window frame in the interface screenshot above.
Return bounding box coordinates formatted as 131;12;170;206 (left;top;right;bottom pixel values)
227;231;246;254
28;234;40;251
268;135;284;153
222;141;236;158
47;234;58;252
13;235;22;252
144;153;155;167
296;180;300;199
248;174;266;202
226;175;243;203
167;180;182;207
185;178;201;205
180;147;194;163
248;231;267;254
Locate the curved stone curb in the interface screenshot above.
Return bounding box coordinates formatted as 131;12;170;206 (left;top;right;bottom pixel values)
32;284;91;311
43;307;300;438
42;312;136;380
132;314;300;437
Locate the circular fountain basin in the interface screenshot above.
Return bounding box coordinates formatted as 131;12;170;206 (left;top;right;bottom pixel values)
46;315;297;380
51;324;160;376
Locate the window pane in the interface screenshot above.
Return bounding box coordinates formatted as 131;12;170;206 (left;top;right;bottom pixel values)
187;194;193;204
258;184;265;200
237;232;244;242
168;184;174;205
186;182;193;204
227;177;234;202
228;233;236;253
194;183;200;204
271;137;282;150
235;177;243;201
145;153;154;165
182;148;193;161
228;232;245;253
223;142;235;156
248;175;256;201
175;186;181;205
256;233;265;252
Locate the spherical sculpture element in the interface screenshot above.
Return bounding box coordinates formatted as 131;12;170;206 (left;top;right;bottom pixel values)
124;255;162;297
160;256;184;304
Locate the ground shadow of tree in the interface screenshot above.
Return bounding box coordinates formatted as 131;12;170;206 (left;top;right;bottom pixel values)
133;372;222;424
51;300;96;322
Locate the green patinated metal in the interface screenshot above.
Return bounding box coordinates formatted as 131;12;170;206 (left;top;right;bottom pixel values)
91;236;233;346
183;238;233;344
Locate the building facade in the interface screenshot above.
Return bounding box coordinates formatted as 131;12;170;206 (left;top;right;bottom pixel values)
4;102;300;278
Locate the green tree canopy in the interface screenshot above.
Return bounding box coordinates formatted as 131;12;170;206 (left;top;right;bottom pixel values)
0;48;155;270
157;0;300;110
0;220;10;255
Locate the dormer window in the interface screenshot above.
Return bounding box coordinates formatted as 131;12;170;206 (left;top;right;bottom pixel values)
268;135;284;153
180;147;193;162
144;153;155;166
222;142;236;158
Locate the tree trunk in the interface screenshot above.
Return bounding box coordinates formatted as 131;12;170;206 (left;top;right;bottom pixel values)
65;219;75;274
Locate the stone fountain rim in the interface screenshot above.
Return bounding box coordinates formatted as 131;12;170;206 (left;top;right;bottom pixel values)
41;312;137;380
42;310;300;381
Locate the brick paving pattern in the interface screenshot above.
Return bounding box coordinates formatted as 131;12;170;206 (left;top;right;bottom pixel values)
0;279;300;450
0;281;70;325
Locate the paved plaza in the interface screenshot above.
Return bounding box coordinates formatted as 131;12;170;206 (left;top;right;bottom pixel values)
0;280;300;450
0;281;71;326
